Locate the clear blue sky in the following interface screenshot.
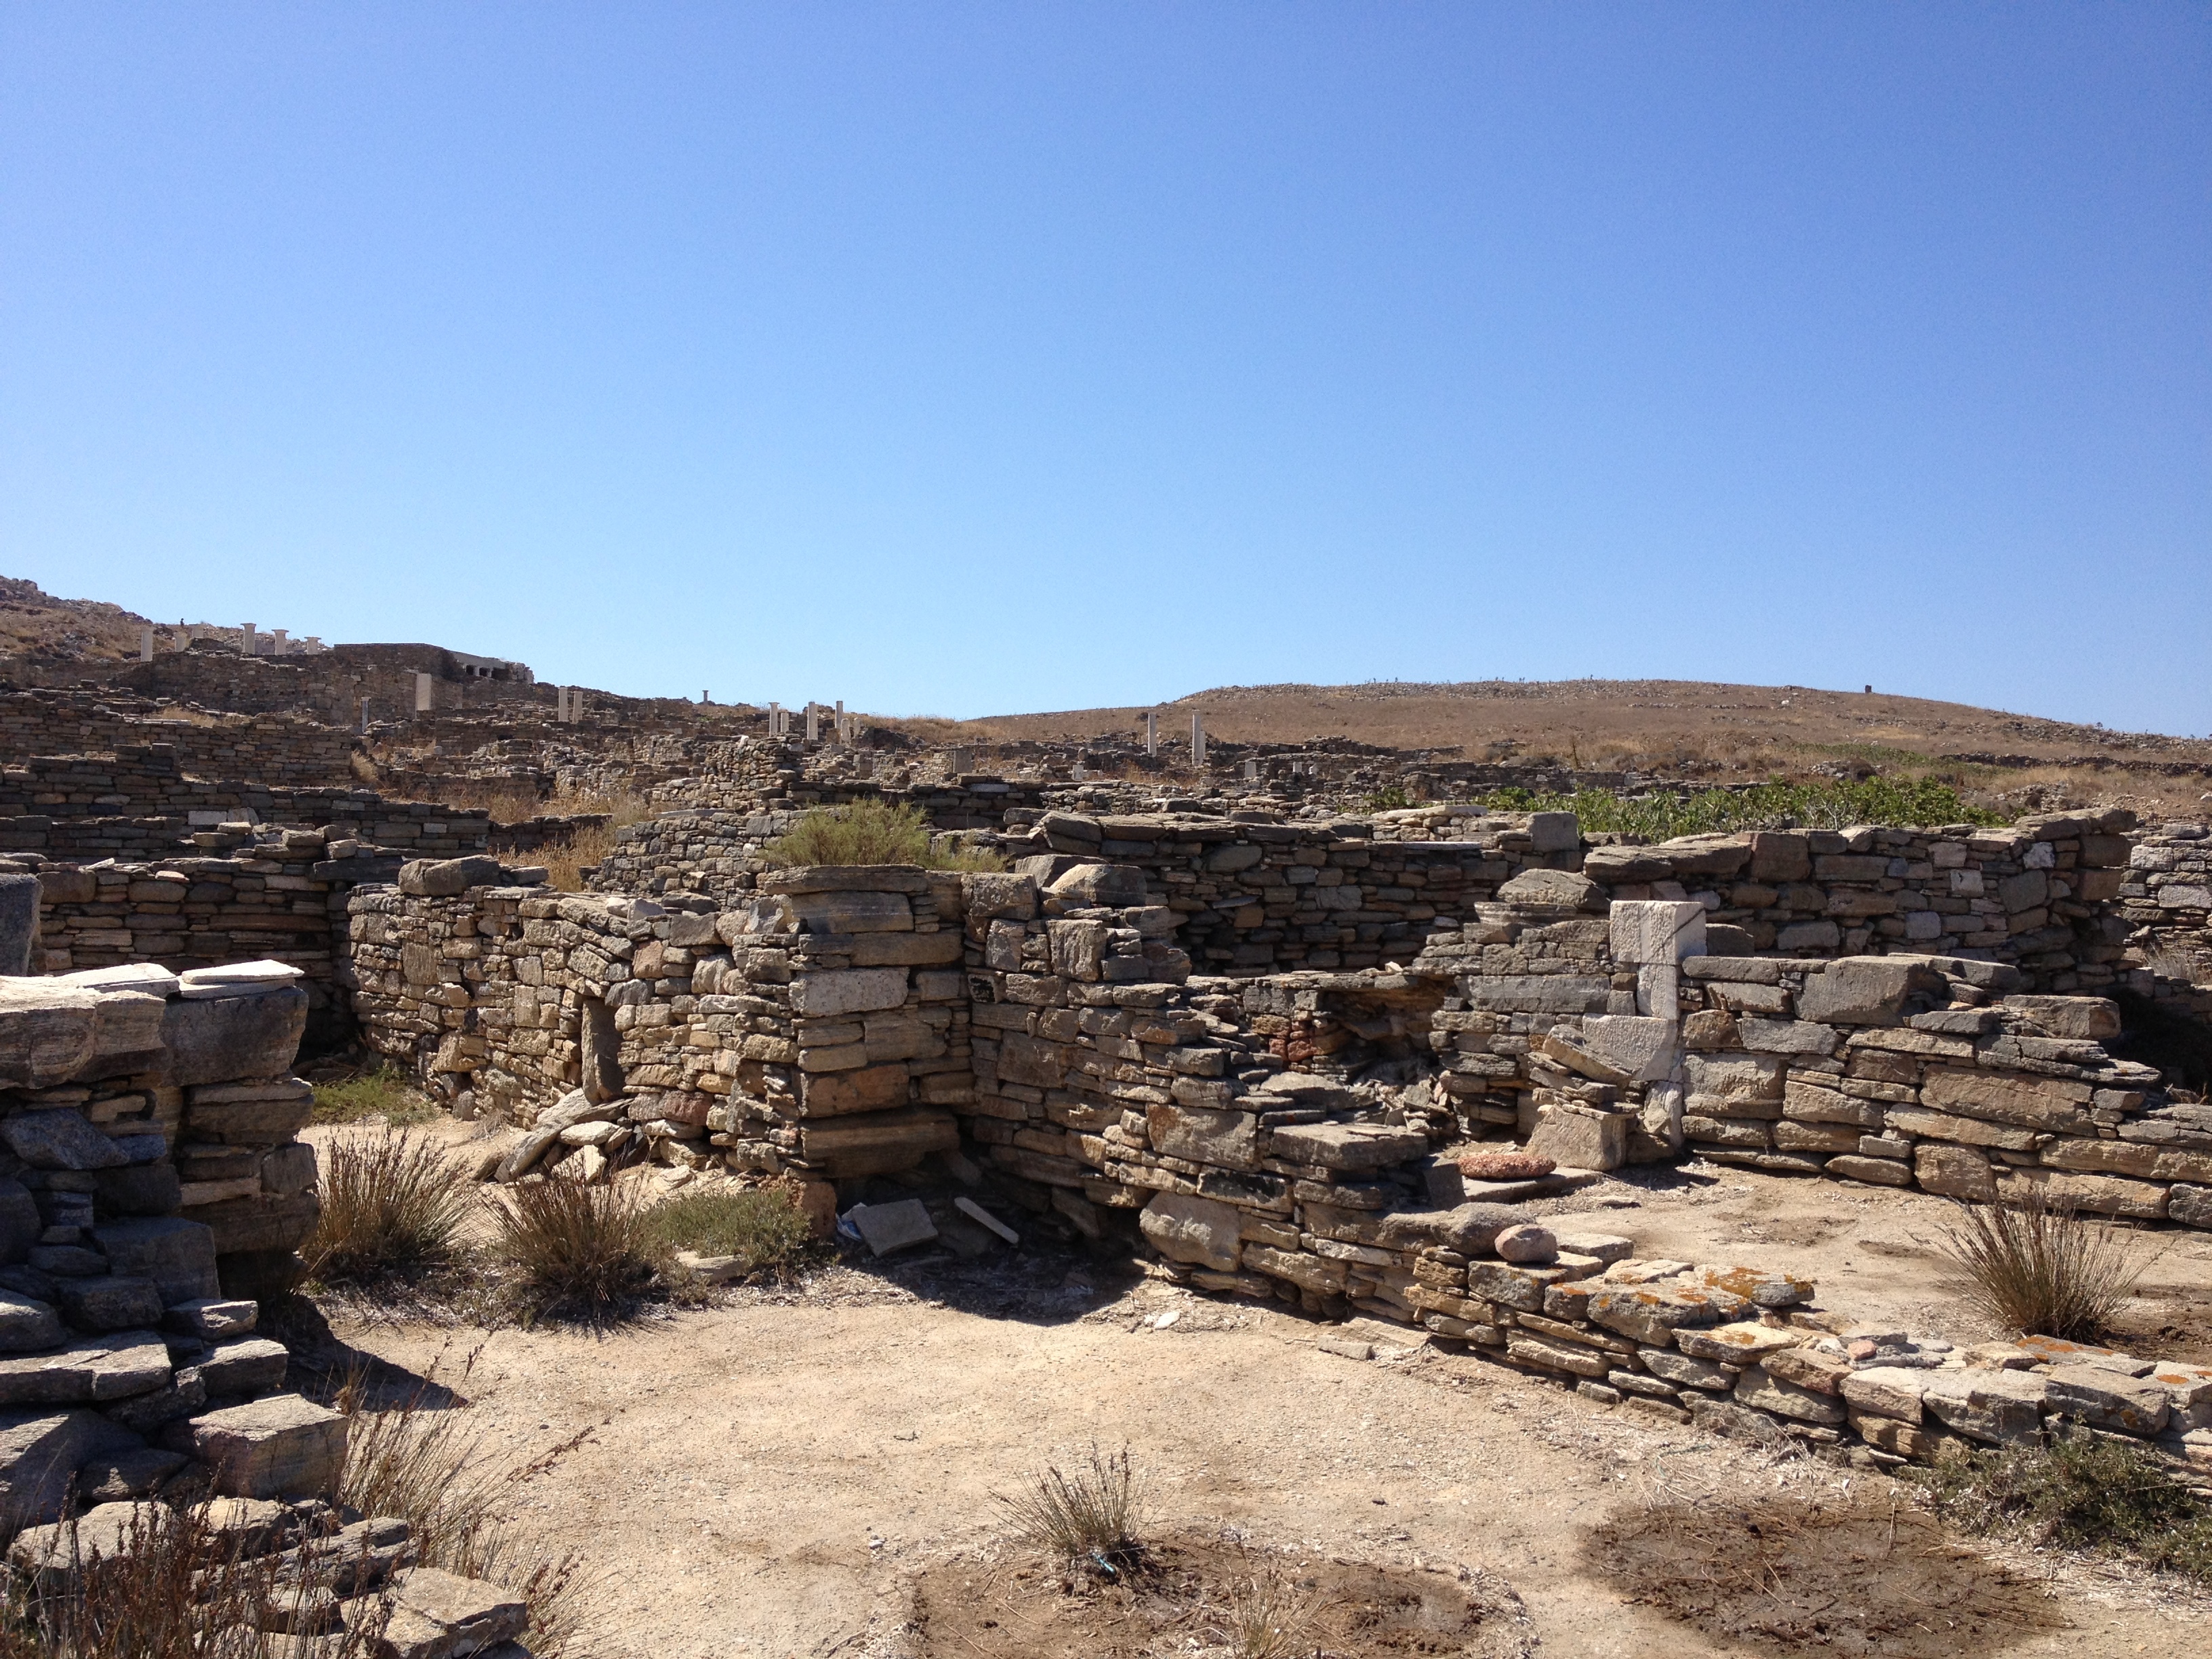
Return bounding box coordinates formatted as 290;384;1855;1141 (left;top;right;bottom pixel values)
3;4;2206;733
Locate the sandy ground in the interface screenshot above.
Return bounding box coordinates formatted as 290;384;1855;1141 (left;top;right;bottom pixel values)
308;1127;2212;1659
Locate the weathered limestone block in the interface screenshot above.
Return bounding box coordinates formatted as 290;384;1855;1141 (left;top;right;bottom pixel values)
795;1107;957;1178
354;1566;529;1659
1919;1068;2094;1132
0;1291;62;1353
1524;1104;1626;1172
1796;959;1946;1025
1139;1192;1243;1271
1046;863;1149;907
1585;1285;1747;1346
790;969;909;1018
1914;1142;1996;1201
1;1109;129;1171
1839;1366;1929;1422
1266;1121;1427;1172
0;981;100;1088
1734;1364;1847;1425
189;1393;348;1499
1921;1368;2047;1445
1609;901;1706;965
1146;1103;1258;1168
0;1410;143;1529
397;857;504;897
1494;869;1604;911
91;1218;222;1303
962;874;1038;922
161;987;308;1087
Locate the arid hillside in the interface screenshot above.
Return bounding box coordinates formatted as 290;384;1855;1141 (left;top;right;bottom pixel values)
0;575;186;665
958;678;2211;794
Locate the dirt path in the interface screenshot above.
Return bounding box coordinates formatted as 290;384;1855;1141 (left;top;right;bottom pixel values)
329;1269;2208;1658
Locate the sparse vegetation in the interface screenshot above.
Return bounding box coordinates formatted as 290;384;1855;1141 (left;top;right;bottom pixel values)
303;1128;476;1286
527;789;655;892
1359;784;1418;811
337;1357;596;1654
1475;776;2005;838
0;1502;392;1658
1935;1191;2153;1343
644;1184;815;1276
312;1063;437;1125
763;799;1004;870
1216;1572;1321;1659
1914;1433;2212;1585
997;1445;1144;1571
491;1174;665;1323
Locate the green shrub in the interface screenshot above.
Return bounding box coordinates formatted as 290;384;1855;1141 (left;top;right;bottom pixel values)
1469;777;2005;839
312;1065;436;1126
1935;1190;2152;1343
491;1174;663;1324
644;1185;815;1275
1915;1433;2212;1584
1360;785;1417;811
761;800;1003;870
303;1130;475;1286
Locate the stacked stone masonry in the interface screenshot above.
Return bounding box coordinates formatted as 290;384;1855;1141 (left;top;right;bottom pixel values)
0;960;331;1530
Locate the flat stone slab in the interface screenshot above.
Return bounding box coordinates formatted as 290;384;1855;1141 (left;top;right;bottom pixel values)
0;1290;64;1355
0;1332;171;1406
848;1199;938;1257
176;960;307;1000
9;1500;163;1582
351;1565;528;1659
190;1393;348;1500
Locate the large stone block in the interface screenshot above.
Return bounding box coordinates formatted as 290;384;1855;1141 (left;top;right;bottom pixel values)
1145;1104;1258;1169
1578;1015;1677;1082
396;857;503;897
0;874;38;977
1797;958;1946;1025
55;1278;165;1334
1914;1141;1996;1201
794;1107;957;1179
0;1109;126;1171
0;1291;62;1353
189;1393;348;1499
1139;1192;1244;1271
1922;1368;2047;1445
789;968;909;1018
160;987;307;1087
1465;977;1610;1015
1495;869;1605;911
1524;1104;1627;1172
85;990;169;1079
0;981;100;1088
789;889;913;934
799;1064;909;1117
183;1191;321;1256
1609;901;1707;966
961;874;1038;922
92;1218;222;1303
1585;1285;1748;1346
1920;1068;2095;1132
0;1410;142;1530
1266;1121;1427;1172
1046;863;1149;907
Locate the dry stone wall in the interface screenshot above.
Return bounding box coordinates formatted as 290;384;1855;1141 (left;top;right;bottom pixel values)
0;960;327;1528
342;861;972;1199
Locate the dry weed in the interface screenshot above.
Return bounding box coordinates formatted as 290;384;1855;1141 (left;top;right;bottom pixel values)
1936;1191;2154;1343
303;1129;476;1288
996;1446;1143;1571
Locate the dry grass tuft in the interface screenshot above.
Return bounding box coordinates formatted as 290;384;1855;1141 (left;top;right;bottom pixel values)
996;1446;1144;1571
0;1502;392;1658
336;1355;597;1654
1936;1190;2153;1343
303;1129;476;1287
491;1174;664;1324
1216;1571;1322;1659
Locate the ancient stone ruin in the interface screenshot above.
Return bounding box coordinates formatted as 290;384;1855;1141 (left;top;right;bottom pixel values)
1;630;2209;1641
